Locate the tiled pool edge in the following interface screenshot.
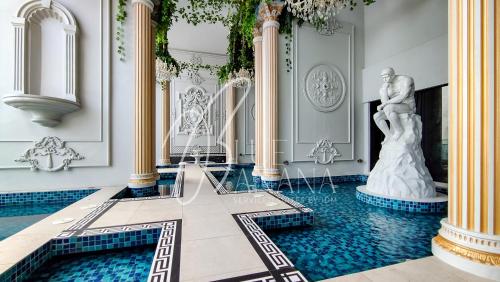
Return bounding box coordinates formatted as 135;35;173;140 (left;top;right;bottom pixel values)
0;188;99;206
231;213;309;282
356;187;448;213
0;220;182;282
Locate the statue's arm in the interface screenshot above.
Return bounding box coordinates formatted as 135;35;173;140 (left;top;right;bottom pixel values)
385;77;413;104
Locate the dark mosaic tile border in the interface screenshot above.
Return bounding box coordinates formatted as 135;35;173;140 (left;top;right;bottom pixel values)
234;213;294;270
279;174;368;188
0;188;99;206
356;189;447;213
246;208;314;231
232;214;309;282
64;199;119;231
52;226;162;256
148;220;182;282
129;186;158;198
214;269;307;282
266;190;305;211
204;170;229;195
262;179;280;189
0;220;182;282
120;168;185;201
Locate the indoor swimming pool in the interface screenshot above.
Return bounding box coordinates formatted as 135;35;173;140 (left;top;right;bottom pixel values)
267;181;446;281
212;167;256;192
29;245;155;281
0;202;73;240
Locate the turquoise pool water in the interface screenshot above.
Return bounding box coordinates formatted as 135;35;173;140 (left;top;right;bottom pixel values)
0;202;73;240
29;246;155;281
115;179;176;199
213;167;257;192
267;181;445;281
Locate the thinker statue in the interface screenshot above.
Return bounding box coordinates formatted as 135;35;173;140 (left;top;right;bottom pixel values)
373;67;416;140
366;67;436;199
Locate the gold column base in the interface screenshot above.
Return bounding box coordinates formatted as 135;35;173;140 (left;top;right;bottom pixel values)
433;235;500;266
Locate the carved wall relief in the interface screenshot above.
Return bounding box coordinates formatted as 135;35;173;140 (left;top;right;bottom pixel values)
304;64;346;112
186;54;205;86
178;86;213;137
15;136;84;171
307;139;341;164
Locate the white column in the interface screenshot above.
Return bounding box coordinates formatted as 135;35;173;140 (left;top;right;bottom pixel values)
432;1;500;280
128;0;156;189
260;3;283;186
252;24;263;178
159;80;171;165
226;86;237;164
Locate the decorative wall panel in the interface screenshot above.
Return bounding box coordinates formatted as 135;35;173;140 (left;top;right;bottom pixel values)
0;0;110;169
169;50;227;155
291;23;354;162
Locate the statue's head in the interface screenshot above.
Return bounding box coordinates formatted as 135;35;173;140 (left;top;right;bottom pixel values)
380;67;395;83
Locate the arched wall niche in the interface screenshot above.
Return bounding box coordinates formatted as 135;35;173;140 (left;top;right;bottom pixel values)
3;0;80;127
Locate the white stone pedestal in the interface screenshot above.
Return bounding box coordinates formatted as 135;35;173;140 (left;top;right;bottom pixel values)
367;113;436;199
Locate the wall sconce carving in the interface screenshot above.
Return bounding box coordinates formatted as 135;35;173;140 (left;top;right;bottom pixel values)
2;0;80;127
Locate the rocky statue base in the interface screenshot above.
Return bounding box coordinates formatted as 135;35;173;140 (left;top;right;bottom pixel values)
367;113;437;199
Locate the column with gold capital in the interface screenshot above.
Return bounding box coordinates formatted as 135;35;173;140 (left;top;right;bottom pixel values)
432;1;500;279
225;86;237;165
156;58;173;166
128;0;157;196
259;3;283;189
252;22;263;186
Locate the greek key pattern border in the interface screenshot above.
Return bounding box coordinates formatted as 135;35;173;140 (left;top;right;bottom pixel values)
148;220;181;282
234;214;294;270
64;199;118;231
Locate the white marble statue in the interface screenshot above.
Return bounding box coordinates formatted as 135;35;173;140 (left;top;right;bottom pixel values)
366;67;436;199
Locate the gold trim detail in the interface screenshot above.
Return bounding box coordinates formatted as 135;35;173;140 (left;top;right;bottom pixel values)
434;235;500;266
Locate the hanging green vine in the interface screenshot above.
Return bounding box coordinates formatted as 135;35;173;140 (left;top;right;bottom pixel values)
115;0;375;81
116;0;127;61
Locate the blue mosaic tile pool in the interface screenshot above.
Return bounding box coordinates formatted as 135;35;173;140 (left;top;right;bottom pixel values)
213;167;257;192
29;245;155;281
117;179;176;199
266;181;445;281
0;202;74;241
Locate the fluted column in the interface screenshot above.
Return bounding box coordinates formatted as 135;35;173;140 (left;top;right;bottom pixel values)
432;1;499;279
128;0;156;190
259;3;283;187
252;23;263;180
159;80;171;165
226;86;237;164
151;21;158;178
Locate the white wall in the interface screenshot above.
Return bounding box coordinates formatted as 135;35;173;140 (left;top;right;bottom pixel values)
0;0;449;191
0;0;133;192
362;0;448;102
276;7;369;178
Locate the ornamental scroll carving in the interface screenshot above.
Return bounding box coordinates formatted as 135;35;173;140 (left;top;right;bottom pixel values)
307;138;341;164
304;64;346;112
15;136;84;171
178;86;213;137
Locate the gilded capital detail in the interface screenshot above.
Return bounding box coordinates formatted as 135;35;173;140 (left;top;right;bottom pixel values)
258;3;284;22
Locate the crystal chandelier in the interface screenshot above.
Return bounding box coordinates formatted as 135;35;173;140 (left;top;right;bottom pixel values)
227;68;253;88
156;58;177;84
285;0;348;34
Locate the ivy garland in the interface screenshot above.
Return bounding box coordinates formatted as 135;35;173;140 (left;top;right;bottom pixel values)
116;0;128;61
116;0;375;81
